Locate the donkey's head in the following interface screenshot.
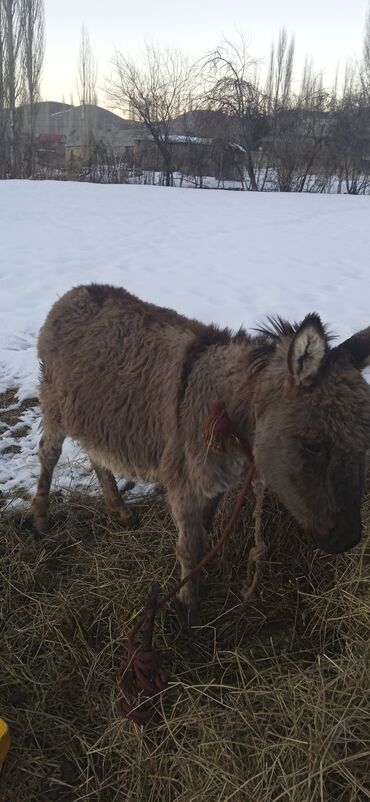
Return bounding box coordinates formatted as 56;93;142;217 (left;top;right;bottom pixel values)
253;315;370;554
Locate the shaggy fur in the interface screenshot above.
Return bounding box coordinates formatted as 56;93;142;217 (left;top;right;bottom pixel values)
32;284;370;614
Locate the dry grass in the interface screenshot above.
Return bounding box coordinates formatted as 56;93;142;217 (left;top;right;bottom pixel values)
0;389;37;429
0;480;369;802
0;389;38;507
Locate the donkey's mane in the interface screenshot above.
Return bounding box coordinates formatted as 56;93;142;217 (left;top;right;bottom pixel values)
255;313;334;343
248;314;335;374
245;316;296;374
254;315;299;341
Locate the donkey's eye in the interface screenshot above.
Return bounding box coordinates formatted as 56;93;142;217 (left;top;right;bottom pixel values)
303;442;324;457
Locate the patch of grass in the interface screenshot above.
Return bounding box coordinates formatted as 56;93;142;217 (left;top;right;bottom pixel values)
0;389;38;463
0;487;369;802
12;425;33;440
0;389;39;429
2;444;22;455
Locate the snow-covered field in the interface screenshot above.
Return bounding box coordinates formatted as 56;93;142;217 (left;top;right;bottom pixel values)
1;180;370;504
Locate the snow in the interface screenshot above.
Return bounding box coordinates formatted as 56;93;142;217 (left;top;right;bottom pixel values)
1;180;370;505
166;135;211;145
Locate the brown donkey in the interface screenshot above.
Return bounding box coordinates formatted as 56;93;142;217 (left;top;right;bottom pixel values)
32;284;370;615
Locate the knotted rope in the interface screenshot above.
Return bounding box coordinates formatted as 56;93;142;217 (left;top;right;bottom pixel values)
242;478;266;601
117;402;264;725
117;582;167;724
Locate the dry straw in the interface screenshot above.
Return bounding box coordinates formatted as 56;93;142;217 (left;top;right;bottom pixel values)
1;482;369;802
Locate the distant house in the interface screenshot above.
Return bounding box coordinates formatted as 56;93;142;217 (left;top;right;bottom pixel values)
17;101;251;182
65;125;148;163
33;131;67;170
19;100;148;168
131;132;248;183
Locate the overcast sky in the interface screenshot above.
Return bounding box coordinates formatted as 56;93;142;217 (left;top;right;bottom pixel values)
42;0;369;105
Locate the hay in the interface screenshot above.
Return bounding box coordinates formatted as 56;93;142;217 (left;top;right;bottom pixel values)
0;485;369;802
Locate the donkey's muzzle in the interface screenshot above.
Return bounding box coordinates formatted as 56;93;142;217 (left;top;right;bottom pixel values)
318;516;363;554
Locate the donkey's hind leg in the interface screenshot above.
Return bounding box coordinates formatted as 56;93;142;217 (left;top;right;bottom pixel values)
91;462;134;524
32;431;64;536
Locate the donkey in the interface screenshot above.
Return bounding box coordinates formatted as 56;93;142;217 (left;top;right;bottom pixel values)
32;283;370;617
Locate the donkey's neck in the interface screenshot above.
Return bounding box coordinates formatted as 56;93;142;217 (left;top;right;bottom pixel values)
213;342;258;449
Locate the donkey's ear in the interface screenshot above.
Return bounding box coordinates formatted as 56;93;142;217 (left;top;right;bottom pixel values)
337;327;370;370
287;314;328;384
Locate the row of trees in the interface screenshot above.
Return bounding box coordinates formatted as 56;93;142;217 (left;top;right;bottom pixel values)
105;14;370;193
0;4;99;178
0;0;44;177
1;2;370;192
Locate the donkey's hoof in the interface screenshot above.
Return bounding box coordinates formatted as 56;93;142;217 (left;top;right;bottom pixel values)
175;597;201;629
125;510;141;530
111;507;141;529
187;603;201;628
34;523;49;538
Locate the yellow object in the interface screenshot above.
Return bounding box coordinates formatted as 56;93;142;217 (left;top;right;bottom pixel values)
0;719;10;770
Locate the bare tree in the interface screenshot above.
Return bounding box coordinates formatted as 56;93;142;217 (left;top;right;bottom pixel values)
77;23;97;106
265;27;295;115
21;0;44;174
262;46;330;193
77;24;98;157
1;0;25;176
329;60;370;195
291;63;328;192
261;28;295;190
0;3;7;175
202;36;264;190
362;1;370;95
108;44;195;186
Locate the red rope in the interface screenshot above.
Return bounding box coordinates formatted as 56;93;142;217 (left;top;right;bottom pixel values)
117;403;255;725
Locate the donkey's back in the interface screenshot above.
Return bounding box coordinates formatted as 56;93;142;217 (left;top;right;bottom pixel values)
37;283;217;479
39;282;206;369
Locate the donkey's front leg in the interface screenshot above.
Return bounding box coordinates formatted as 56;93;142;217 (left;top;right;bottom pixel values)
168;491;209;625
